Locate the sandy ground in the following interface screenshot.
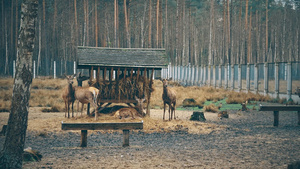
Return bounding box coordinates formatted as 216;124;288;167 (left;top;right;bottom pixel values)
0;107;300;169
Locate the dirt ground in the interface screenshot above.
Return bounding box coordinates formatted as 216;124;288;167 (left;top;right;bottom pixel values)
0;107;300;169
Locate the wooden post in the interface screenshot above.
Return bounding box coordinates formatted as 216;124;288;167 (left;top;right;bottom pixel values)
224;64;228;89
218;65;222;88
238;64;242;91
287;62;292;100
117;67;120;100
122;129;130;147
254;64;258;93
273;111;279;127
146;68;154;116
264;63;268;95
274;63;279;98
231;65;235;90
96;67;100;83
103;67;107;81
80;130;88;147
246;64;250;91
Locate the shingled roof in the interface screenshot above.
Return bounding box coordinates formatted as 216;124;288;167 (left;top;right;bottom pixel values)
77;46;168;69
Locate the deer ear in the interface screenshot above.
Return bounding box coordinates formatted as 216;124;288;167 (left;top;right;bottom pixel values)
135;96;138;101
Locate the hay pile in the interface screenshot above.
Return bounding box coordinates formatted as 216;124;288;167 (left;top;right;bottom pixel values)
91;75;154;100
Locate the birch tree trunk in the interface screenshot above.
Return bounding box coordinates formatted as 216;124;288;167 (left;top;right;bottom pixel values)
0;0;38;168
124;0;131;48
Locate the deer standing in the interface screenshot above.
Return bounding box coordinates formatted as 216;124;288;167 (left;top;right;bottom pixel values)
63;74;99;120
76;86;99;118
62;75;76;118
116;96;146;119
161;78;176;120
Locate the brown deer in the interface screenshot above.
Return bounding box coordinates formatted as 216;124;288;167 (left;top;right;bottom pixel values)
75;86;99;119
63;74;99;120
74;86;99;120
115;96;146;119
62;74;76;118
161;78;176;121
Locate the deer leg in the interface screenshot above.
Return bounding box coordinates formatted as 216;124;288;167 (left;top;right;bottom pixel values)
72;102;74;117
172;104;176;120
163;103;166;120
169;104;171;121
76;100;79;116
64;101;67;118
67;103;70;118
81;103;84;116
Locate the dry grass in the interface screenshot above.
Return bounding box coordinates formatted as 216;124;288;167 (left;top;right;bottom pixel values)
225;91;271;104
0;78;273;113
203;104;220;113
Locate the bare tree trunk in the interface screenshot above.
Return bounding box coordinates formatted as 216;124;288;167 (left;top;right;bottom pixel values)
38;17;41;76
4;16;8;75
95;0;98;47
114;0;118;47
247;6;252;63
141;1;147;48
208;0;214;65
148;0;152;47
74;0;78;45
124;0;131;48
265;0;268;62
0;0;38;168
156;0;159;48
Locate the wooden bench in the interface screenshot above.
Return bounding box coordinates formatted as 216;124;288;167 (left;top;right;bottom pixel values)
259;105;300;127
61;121;143;147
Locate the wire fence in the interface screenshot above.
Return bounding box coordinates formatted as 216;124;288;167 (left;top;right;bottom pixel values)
161;62;300;100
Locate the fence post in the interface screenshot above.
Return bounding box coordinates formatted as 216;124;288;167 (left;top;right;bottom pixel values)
199;65;203;86
54;61;56;79
195;66;199;86
73;61;76;75
208;65;211;86
213;65;216;88
13;60;16;78
274;62;279;98
246;63;250;91
33;60;36;79
264;62;269;95
191;65;195;86
238;64;242;91
203;65;207;86
231;65;235;90
287;62;292;99
218;65;222;88
254;64;258;92
224;64;228;89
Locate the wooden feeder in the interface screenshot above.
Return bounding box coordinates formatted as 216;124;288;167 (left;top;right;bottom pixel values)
76;46;168;116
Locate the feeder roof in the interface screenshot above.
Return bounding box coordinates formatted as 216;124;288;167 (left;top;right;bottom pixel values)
77;46;168;69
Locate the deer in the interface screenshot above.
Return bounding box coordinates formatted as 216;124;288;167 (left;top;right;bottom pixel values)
75;86;100;118
63;74;99;120
161;78;176;121
62;74;76;118
115;96;146;119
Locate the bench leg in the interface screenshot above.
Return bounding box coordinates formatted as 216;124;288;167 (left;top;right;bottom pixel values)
273;111;279;127
80;130;88;147
123;129;129;147
298;111;300;126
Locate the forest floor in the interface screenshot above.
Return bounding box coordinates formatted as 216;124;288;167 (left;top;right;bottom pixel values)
0;106;300;169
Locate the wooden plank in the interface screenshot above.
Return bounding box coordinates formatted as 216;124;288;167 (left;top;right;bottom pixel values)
259;105;300;111
122;130;130;147
274;111;279;127
80;130;88;147
62;122;143;130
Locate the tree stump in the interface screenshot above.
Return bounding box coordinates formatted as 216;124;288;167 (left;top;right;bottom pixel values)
190;111;206;121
